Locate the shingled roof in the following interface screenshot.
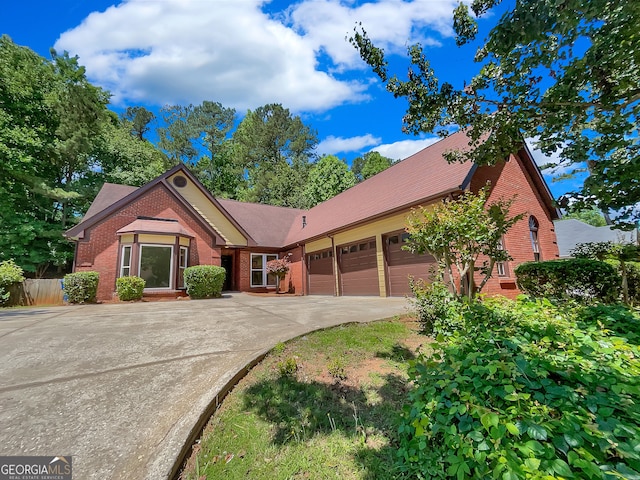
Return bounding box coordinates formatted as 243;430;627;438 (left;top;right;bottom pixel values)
81;183;138;222
284;131;477;246
71;130;553;249
217;199;305;248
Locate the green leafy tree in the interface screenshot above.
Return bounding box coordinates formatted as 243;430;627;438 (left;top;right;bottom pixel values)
98;112;170;187
351;151;393;182
49;49;111;228
562;207;607;227
232;103;317;208
405;188;523;300
121;106;155;140
157;101;240;197
572;241;639;304
189;101;241;198
0;36;112;275
351;1;640;226
157;104;198;164
305;155;356;206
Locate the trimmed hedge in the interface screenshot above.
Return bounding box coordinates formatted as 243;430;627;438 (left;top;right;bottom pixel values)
0;260;24;306
63;271;100;304
184;265;225;299
116;276;145;301
515;258;620;303
606;260;640;305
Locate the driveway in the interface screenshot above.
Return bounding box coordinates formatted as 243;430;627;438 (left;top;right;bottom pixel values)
0;293;407;479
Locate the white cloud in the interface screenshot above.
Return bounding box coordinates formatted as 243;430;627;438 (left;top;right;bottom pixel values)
525;137;578;177
318;134;381;154
371;136;440;160
287;0;455;70
54;0;458;111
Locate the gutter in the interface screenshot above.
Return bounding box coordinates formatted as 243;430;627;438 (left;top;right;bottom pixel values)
282;187;463;250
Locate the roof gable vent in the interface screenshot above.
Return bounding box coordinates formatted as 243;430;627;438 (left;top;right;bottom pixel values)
173;175;187;188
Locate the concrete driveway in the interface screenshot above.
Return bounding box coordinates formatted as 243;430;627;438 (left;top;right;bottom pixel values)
0;293;407;480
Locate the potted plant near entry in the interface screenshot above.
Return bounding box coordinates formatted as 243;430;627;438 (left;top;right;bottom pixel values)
266;257;290;293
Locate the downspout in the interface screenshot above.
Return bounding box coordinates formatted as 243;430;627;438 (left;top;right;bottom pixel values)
329;235;338;296
300;243;306;296
71;240;78;273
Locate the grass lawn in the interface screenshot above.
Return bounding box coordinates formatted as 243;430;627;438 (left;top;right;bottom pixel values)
178;316;429;480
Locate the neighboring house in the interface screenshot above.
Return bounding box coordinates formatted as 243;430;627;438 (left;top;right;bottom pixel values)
554;219;639;258
65;131;560;301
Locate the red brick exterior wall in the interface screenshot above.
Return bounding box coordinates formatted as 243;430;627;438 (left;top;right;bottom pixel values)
236;247;303;294
281;247;304;295
469;152;559;298
74;183;219;301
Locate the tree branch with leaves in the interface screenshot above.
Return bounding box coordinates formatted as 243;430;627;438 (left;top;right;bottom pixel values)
350;0;640;227
405;188;523;301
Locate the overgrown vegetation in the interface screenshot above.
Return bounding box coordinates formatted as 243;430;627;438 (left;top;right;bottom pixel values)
63;271;99;304
115;276;145;301
179;319;424;480
571;241;640;305
515;259;621;304
183;265;226;299
401;296;640;479
0;259;24;306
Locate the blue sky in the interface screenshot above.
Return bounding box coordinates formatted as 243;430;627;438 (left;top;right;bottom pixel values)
2;0;574;199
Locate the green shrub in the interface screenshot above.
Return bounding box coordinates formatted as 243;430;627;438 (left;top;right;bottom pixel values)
327;358;347;380
63;271;99;304
515;258;620;303
183;265;225;299
272;342;286;355
396;298;640;479
606;260;640;306
0;260;24;306
410;279;464;335
116;276;145;301
277;357;298;376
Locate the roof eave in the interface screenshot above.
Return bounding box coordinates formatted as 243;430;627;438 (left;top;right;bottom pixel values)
519;142;561;220
283;187;462;249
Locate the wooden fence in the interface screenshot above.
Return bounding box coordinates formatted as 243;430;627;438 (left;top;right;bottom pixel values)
7;279;65;306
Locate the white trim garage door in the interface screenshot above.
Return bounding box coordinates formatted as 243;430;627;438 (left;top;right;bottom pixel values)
307;249;335;295
338;239;379;296
384;232;437;296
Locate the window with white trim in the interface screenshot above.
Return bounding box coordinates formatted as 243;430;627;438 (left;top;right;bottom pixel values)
496;237;508;277
529;216;541;261
178;246;188;289
139;245;173;289
251;253;278;287
120;245;132;277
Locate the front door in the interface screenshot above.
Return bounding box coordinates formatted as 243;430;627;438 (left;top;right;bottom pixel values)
221;255;233;291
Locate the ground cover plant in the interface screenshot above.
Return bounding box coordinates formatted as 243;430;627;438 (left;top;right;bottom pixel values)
179;318;428;480
399;297;640;479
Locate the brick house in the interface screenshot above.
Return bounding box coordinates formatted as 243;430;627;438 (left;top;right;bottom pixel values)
65;130;560;301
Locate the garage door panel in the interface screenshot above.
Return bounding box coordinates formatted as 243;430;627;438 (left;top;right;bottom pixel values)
385;233;437;297
307;250;335;295
339;240;379;296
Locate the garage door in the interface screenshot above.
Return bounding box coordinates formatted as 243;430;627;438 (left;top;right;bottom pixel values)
385;232;437;297
307;249;335;295
338;239;379;296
